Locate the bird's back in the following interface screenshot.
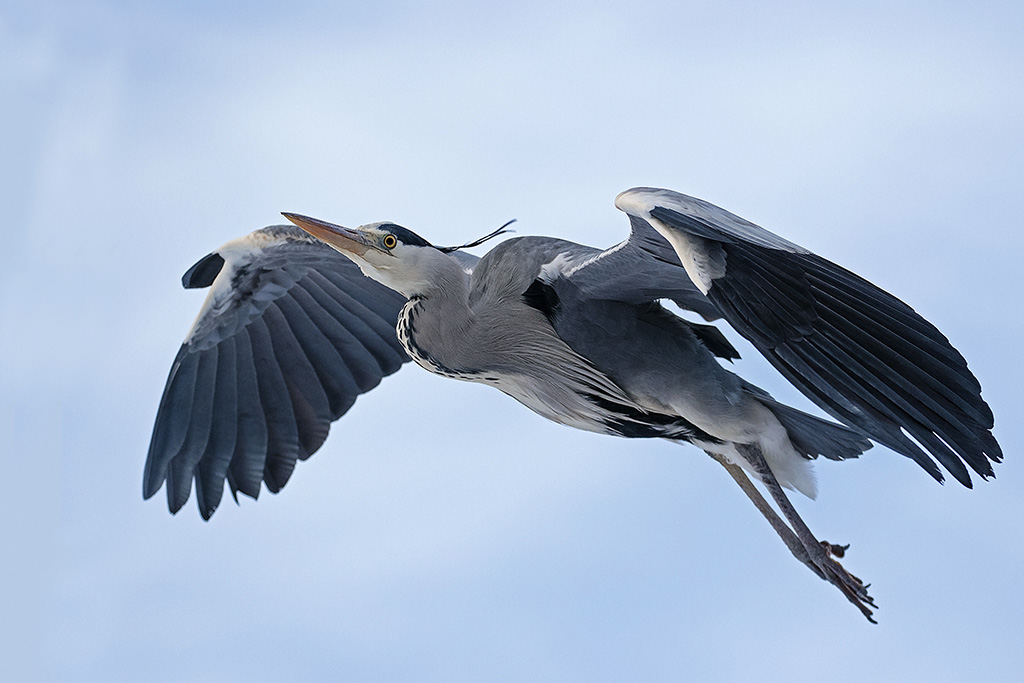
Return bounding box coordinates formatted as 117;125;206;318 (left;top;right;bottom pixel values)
466;236;597;310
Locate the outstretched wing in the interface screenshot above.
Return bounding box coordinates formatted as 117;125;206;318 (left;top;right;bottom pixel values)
145;225;410;519
609;187;1000;486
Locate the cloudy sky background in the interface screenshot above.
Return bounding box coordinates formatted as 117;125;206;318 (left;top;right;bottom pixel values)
5;1;1024;681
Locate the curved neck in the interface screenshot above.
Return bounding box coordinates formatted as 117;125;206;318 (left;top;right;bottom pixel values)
397;256;478;377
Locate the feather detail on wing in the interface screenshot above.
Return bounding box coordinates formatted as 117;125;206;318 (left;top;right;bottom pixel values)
614;187;1000;485
145;226;409;519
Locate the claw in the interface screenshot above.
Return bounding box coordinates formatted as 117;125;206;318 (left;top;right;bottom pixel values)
812;546;877;622
822;541;850;559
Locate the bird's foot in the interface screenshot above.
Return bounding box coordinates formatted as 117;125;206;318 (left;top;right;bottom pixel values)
808;540;876;623
822;540;849;559
730;443;878;623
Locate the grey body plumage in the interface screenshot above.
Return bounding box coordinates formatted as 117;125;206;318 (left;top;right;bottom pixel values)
145;188;1001;623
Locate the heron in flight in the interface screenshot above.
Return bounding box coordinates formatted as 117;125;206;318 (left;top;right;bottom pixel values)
145;188;1000;622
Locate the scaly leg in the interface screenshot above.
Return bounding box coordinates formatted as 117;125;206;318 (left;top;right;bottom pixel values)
707;452;825;580
722;445;877;623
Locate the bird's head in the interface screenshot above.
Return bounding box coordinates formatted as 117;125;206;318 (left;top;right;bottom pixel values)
284;213;512;299
282;213;455;298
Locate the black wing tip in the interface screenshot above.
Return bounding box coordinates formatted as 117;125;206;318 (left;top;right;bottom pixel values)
182;252;226;289
141;462;162;500
907;438;1004;489
198;501;218;521
716;244;1002;492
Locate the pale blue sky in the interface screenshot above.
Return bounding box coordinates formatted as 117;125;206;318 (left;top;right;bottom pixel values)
4;1;1024;681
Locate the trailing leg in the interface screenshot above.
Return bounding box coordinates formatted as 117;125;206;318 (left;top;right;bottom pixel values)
708;451;826;580
730;444;877;623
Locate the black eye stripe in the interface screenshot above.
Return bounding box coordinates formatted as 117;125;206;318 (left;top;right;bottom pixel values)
377;223;434;248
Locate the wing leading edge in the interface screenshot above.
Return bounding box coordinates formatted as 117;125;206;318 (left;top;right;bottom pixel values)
613;187;1000;485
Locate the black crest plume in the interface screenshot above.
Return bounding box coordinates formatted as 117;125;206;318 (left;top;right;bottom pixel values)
438;220;516;253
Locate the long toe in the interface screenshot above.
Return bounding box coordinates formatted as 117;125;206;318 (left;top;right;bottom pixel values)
817;553;877;623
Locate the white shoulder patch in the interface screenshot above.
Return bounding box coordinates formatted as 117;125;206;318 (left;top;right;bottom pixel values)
539;242;629;283
538;252;575;282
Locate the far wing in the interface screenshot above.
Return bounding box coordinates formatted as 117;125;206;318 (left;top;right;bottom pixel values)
613;187;1000;486
145;225;409;519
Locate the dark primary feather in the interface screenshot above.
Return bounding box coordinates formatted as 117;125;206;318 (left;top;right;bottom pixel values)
145;226;410;519
226;327;269;499
638;197;1000;485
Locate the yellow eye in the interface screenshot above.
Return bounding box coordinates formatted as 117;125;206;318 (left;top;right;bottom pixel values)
382;234;398;249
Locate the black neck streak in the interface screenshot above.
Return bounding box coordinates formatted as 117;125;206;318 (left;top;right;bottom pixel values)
397;295;481;381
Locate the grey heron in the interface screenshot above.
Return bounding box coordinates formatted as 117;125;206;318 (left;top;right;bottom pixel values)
145;187;1001;622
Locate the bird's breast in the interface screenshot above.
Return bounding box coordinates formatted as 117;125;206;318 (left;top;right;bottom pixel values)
396;297;487;382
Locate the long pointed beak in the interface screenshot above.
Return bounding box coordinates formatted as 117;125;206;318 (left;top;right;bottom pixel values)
282;212;374;256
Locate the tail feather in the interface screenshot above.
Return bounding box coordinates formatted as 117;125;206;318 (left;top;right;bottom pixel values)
754;392;873;461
